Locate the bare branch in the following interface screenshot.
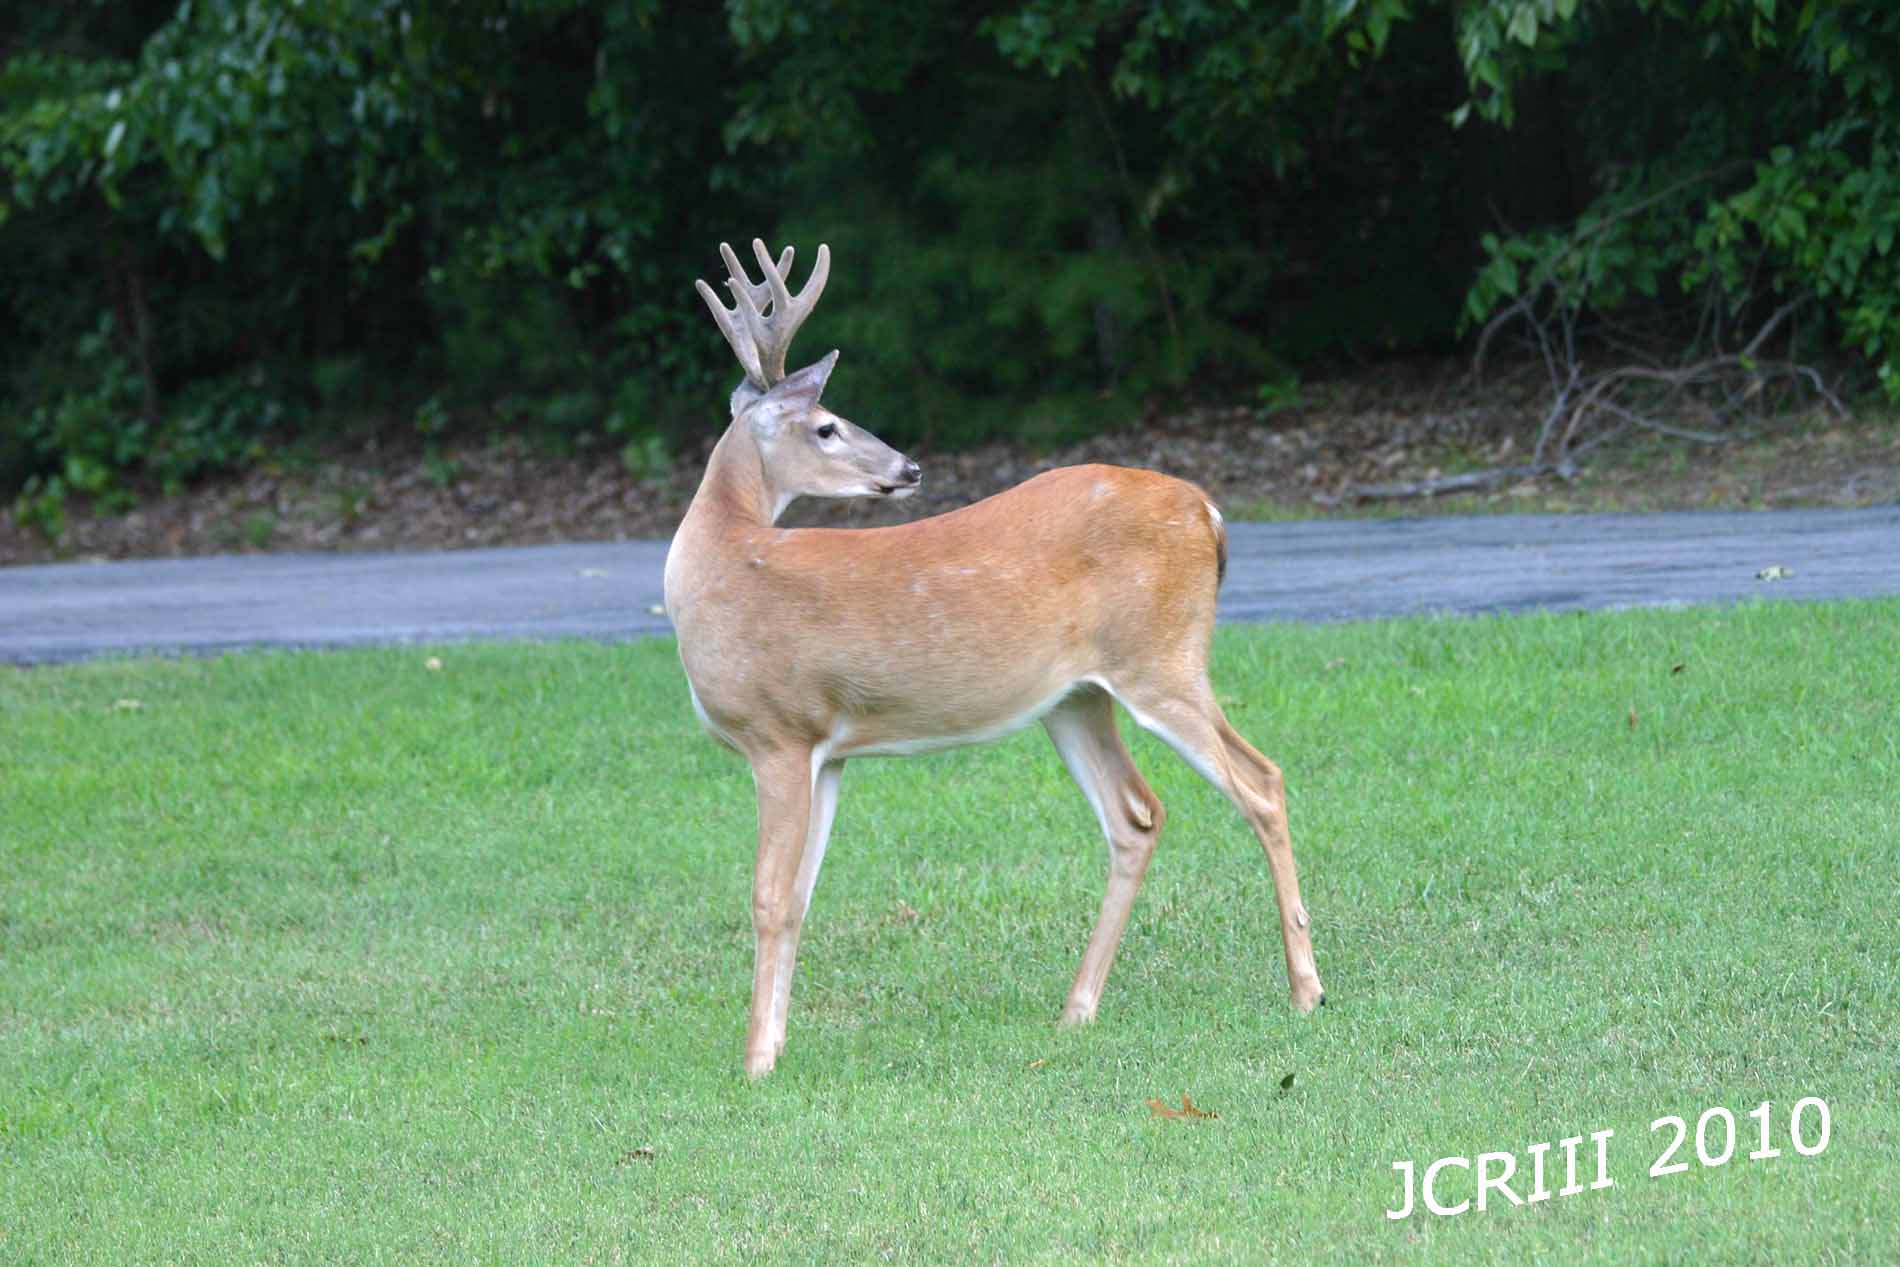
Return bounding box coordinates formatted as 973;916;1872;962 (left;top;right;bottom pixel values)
1531;360;1579;469
1593;399;1729;444
1330;459;1578;504
1473;282;1844;474
1740;300;1800;358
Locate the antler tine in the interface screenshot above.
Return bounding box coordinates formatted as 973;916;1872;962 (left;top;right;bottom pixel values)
694;274;766;388
721;241;793;318
696;239;830;388
722;241;781;385
748;238;830;384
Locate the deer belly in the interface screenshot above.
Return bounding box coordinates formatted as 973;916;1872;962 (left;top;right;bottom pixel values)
684;681;743;751
828;674;1095;758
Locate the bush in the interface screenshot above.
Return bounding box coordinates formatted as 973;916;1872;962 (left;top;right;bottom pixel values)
1458;1;1900;401
2;0;1897;519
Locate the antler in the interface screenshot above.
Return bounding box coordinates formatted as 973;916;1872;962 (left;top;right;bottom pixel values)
695;238;832;389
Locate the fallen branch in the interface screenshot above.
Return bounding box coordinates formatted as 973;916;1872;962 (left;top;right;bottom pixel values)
1477;284;1845;471
1592;399;1729;444
1327;459;1578;504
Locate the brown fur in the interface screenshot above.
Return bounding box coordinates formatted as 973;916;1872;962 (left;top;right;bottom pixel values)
670;239;1317;1078
666;420;1323;1078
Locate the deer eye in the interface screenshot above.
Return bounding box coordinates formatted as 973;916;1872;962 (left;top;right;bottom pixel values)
815;423;837;440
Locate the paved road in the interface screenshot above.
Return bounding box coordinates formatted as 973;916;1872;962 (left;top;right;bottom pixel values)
2;508;1896;665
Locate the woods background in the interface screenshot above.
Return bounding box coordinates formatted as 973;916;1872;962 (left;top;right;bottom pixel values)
4;0;1896;523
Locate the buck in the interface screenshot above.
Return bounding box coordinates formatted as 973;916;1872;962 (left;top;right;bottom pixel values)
664;239;1325;1077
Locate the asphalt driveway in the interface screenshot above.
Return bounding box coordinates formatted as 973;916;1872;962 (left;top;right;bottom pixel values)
2;508;1896;665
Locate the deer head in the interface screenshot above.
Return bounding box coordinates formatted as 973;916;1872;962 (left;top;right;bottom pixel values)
696;240;920;516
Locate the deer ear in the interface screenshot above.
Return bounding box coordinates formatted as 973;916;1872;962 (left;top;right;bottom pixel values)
730;380;764;419
773;350;838;405
749;350;839;431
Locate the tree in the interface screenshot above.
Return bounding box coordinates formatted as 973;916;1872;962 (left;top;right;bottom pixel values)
1455;0;1898;478
3;0;1895;522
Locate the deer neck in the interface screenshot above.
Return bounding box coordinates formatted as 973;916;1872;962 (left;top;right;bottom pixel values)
685;421;792;538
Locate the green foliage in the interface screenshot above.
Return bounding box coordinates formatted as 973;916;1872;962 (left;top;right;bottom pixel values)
1695;131;1900;390
1458;1;1900;398
735;1;1472;446
985;0;1411;169
1255;368;1304;419
0;0;733;510
3;0;1899;514
157;368;303;489
618;432;673;481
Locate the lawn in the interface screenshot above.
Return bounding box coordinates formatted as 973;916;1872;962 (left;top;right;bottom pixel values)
2;599;1895;1264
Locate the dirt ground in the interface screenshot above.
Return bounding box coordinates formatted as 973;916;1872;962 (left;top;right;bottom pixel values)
4;364;1896;567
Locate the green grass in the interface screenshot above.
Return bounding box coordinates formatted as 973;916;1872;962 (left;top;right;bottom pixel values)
3;601;1896;1264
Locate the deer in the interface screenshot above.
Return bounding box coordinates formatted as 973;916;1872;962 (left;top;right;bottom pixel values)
663;239;1325;1078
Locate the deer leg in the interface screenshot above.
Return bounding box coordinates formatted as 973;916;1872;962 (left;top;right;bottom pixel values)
1043;687;1166;1027
765;756;843;1047
744;748;817;1078
1112;682;1325;1014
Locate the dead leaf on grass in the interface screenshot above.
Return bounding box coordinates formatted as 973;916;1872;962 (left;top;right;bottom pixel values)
1627;705;1638;730
616;1146;656;1165
1027;1058;1047;1071
1147;1093;1218;1120
111;698;144;712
